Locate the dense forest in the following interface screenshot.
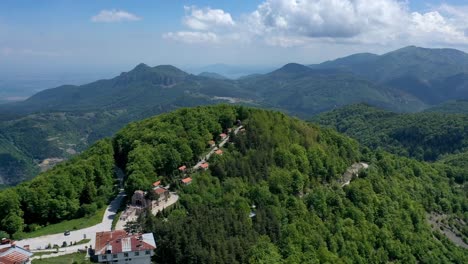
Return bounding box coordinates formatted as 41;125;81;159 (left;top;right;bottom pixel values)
313;104;468;163
112;105;466;263
0;139;116;236
0;105;466;263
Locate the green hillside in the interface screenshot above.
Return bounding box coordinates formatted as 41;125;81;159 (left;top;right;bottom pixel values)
115;105;467;262
0;62;426;186
314;46;468;104
313;104;468;163
239;63;425;116
0;105;466;262
425;100;468;114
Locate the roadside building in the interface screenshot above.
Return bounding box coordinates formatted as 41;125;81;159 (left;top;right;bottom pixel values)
219;133;228;140
208;140;216;148
200;162;209;170
94;230;156;264
178;165;187;172
153;187;170;202
215;149;223;155
152;180;161;188
0;243;33;264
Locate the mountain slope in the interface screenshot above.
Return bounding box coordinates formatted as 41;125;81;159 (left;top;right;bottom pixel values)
240;63;426;115
313;104;468;162
100;105;468;262
425;100;468;114
0;105;466;262
313;46;468;104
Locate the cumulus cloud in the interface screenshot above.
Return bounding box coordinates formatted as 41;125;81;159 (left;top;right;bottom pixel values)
164;0;468;47
91;9;141;23
183;6;235;31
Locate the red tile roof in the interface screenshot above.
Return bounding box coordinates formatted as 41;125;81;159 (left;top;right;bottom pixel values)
181;177;192;184
154;187;167;195
200;162;209;169
152;180;161;187
0;245;32;264
178;165;187;171
220;133;227;138
95;230;156;255
215;149;223;155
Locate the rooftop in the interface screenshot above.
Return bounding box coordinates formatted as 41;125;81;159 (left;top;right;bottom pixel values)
95;230;156;255
181;177;192;184
154;187;168;195
152;180;161;187
0;244;32;264
200;162;209;169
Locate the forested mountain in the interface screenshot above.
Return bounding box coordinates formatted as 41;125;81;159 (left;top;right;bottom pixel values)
198;72;229;80
3;46;468;187
0;105;466;262
313;104;468;163
239;63;425;115
313;46;468;104
425;100;468;114
0;61;424;186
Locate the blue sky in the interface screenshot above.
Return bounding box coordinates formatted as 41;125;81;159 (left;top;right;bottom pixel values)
2;0;468;78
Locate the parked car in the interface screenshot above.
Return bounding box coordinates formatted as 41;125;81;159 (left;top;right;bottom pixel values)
64;230;71;236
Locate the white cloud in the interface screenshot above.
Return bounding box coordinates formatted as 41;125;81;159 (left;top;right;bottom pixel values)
91;9;141;23
163;31;219;44
165;0;468;47
183;6;235;31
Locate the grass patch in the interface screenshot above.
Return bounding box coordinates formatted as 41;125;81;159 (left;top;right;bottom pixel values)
75;238;91;246
32;252;92;264
22;207;106;239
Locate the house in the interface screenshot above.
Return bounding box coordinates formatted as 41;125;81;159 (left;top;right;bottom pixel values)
208;140;216;147
200;162;209;170
0;243;33;264
219;133;228;140
153;187;170;201
215;149;223;155
181;177;192;185
152;180;161;188
94;230;156;264
178;165;187;172
227;128;233;133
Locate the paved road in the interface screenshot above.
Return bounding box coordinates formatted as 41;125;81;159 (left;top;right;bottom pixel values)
20;190;126;252
193;125;243;170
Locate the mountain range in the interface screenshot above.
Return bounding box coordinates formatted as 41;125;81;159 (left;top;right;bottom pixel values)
2;45;468;185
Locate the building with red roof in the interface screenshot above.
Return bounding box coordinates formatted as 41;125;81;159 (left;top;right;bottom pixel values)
94;230;156;264
152;180;161;187
0;244;32;264
153;187;170;201
181;177;192;185
219;133;228;140
178;165;187;172
200;162;209;170
215;149;223;155
208;140;216;147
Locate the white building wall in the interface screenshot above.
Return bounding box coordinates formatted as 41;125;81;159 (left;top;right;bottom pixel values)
97;250;154;264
